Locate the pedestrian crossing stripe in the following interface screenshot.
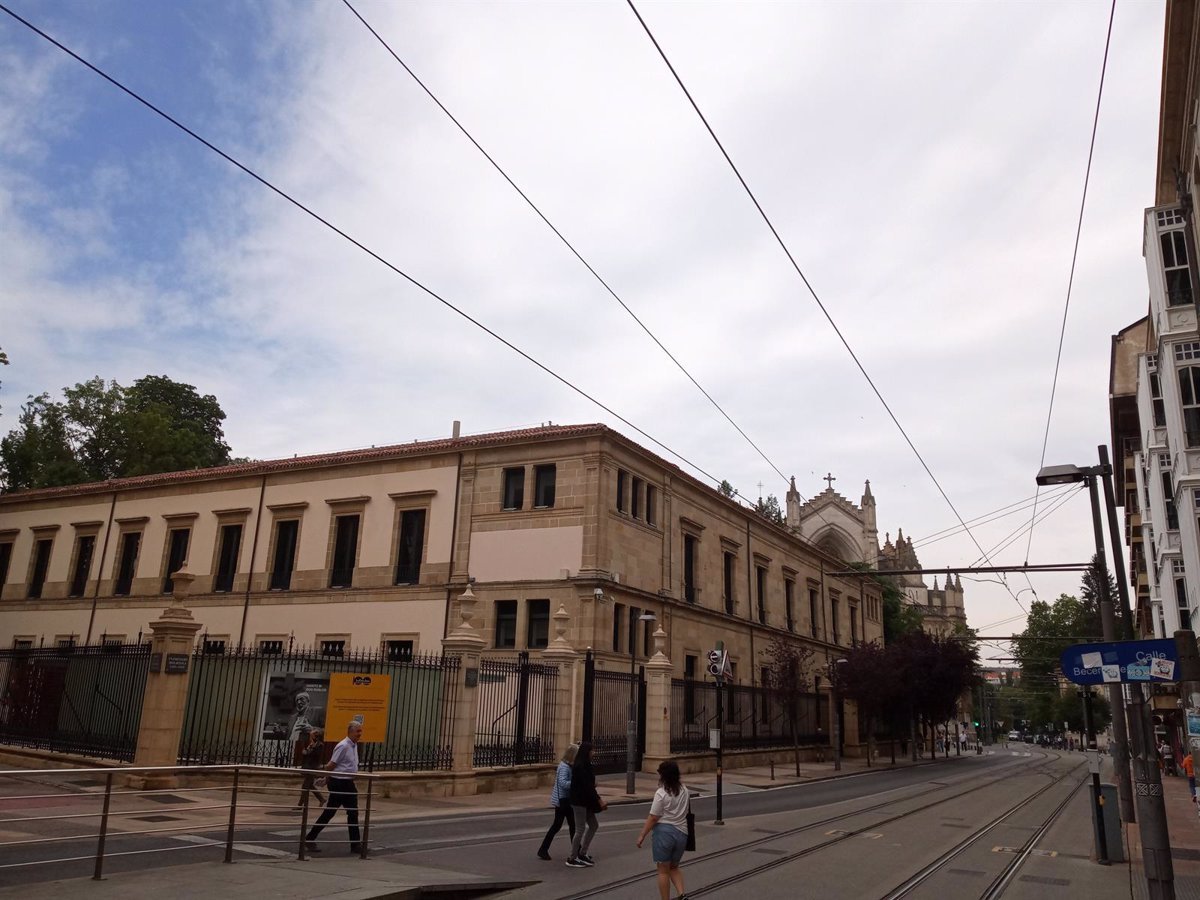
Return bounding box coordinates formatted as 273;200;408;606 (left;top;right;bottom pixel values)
1032;849;1058;857
992;846;1020;854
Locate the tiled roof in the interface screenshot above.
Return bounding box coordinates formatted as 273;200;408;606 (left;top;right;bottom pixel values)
0;423;608;503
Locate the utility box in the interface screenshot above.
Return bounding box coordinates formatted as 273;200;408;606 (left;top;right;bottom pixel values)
1099;783;1125;863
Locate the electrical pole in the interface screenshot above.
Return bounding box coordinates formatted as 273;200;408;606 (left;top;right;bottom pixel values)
1081;688;1110;864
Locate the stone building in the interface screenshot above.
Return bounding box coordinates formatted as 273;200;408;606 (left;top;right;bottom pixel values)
0;423;883;696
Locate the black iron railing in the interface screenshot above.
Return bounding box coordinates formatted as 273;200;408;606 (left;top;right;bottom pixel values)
473;652;559;767
670;678;828;754
179;646;458;771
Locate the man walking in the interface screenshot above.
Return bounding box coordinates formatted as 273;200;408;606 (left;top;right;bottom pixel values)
305;721;363;855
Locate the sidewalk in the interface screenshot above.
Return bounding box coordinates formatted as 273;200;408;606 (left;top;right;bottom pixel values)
0;750;953;898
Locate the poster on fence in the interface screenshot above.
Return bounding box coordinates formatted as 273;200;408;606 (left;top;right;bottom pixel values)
260;672;329;743
327;673;391;742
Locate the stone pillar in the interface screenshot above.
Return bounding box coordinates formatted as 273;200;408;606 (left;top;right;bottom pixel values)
642;625;673;773
441;584;487;787
134;571;203;781
542;604;579;758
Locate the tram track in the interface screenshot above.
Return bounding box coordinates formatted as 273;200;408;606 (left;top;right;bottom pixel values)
561;750;1066;900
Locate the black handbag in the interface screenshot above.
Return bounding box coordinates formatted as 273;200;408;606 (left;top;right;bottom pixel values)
685;800;696;852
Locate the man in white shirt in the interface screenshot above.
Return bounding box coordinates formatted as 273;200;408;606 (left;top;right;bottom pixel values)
305;721;363;854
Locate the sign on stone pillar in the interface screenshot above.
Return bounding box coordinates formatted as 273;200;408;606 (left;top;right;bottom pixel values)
134;569;203;781
642;624;673;771
542;604;579;758
442;584;487;778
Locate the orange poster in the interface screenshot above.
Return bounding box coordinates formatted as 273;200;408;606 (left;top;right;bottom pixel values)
326;673;392;743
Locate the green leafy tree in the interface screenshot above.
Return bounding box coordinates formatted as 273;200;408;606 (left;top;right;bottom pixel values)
837;640;897;766
0;347;8;414
755;493;785;527
0;375;233;491
763;635;818;775
717;480;736;498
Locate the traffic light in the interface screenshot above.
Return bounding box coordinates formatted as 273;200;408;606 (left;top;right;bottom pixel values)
707;641;731;681
973;718;980;728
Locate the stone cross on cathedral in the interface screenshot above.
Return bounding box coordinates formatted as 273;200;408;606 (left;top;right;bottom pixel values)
823;472;836;490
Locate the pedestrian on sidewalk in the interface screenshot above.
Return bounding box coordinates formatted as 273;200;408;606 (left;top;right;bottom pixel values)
636;760;691;900
1183;749;1195;801
537;742;578;860
296;726;327;809
566;741;606;868
305;720;363;855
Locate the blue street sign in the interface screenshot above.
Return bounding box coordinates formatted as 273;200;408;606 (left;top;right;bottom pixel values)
1060;639;1179;685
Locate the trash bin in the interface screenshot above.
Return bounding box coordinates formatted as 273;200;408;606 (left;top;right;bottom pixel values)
1099;783;1124;863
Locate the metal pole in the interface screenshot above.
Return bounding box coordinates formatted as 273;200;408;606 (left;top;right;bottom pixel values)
225;767;240;864
1082;690;1110;864
715;678;724;825
832;661;842;772
93;771;113;880
1087;472;1135;822
298;777;311;860
626;640;637;795
360;778;373;859
1128;683;1175;900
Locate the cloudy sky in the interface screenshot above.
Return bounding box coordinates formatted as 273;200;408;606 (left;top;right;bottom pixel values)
0;1;1166;644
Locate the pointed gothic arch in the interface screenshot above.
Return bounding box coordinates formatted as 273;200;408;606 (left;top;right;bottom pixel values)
810;523;862;563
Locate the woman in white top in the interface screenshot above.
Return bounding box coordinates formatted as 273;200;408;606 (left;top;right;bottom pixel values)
636;759;691;900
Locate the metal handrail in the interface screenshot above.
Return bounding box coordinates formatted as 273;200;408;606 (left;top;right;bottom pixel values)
0;763;380;880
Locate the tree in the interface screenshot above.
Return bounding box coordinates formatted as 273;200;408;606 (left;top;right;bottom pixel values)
1080;552;1122;638
755;493;785;527
0;375;234;491
880;576;924;642
837;640;897;766
717;480;736;498
763;635;817;776
0;347;8;414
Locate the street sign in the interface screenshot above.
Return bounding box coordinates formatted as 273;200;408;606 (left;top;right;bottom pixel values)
1060;639;1179;686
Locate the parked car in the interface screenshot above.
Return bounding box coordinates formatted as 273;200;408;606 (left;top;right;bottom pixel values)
1006;730;1022;742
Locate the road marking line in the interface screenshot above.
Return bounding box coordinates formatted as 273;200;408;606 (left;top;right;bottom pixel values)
171;833;292;858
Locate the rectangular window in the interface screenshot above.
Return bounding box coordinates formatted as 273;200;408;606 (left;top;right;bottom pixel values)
631;477;642;519
502;467;525;510
850;607;859;645
0;542;11;590
761;666;771;723
684;654;697;721
162;528;191;594
495;600;517;649
1150;372;1167;428
1163;471;1179;530
1161;230;1194;306
644;615;652;656
69;535;95;598
385;639;414;661
683;535;698;603
1179;366;1200;448
259;639;284;655
628;606;640;656
319;639;345;658
785;579;795;632
810;588;820;638
28;539;53;599
329;514;360;588
56;637;76;654
214;524;242;593
527;599;550;649
646;485;657;526
723;552;736;615
613;603;624;652
534;464;556;508
101;637;123;654
831;597;840;645
202;638;227;655
756;566;767;624
616;470;627;513
270;520;299;591
394;509;426;584
114;532;140;596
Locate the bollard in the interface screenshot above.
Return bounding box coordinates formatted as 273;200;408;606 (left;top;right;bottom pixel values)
93;772;114;880
224;768;240;864
770;758;775;781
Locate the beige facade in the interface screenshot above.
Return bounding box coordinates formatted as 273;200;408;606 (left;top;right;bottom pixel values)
0;424;883;693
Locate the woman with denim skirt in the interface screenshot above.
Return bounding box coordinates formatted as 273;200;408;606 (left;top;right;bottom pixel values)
635;760;690;900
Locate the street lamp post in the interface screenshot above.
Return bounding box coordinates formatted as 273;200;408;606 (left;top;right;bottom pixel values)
627;612;656;795
830;657;847;772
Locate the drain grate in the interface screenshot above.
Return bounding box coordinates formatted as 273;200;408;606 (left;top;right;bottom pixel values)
132;815;183;823
143;793;190;805
1018;875;1070;887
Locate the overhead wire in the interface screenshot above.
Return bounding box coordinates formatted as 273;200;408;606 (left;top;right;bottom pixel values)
970;484;1086;566
909;484;1077;551
339;0;801;500
625;0;1037;615
1023;0;1118;564
0;4;733;494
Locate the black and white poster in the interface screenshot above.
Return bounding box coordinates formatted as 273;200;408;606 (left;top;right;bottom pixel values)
260;672;329;742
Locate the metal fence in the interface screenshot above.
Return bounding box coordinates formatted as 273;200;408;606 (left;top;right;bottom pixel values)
474;652;559;767
582;654;644;774
179;646;459;771
0;643;150;761
670;678;829;754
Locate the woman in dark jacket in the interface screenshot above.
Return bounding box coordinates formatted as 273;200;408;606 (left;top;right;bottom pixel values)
566;741;606;867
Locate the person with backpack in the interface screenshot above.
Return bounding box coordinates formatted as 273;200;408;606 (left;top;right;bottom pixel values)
565;741;605;868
